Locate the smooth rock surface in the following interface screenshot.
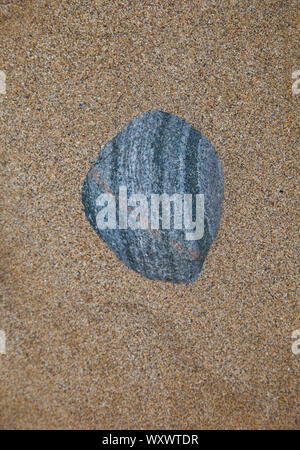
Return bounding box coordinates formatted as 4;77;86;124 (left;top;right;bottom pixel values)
82;110;223;283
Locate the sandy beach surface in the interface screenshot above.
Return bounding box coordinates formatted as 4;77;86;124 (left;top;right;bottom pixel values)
0;0;299;429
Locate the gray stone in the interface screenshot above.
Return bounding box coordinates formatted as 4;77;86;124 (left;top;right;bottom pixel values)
82;110;223;283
